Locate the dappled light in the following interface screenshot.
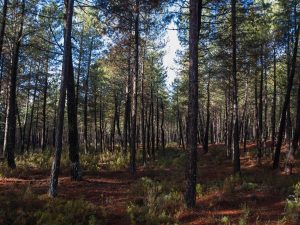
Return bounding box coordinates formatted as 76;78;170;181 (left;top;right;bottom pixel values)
1;0;300;224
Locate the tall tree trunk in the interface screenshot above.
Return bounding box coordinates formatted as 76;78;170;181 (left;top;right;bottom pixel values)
3;0;25;168
271;47;277;153
75;25;84;110
161;98;165;153
94;95;98;151
141;48;146;164
156;95;159;151
203;74;210;153
42;60;49;151
83;39;93;154
26;72;38;152
67;52;81;180
0;0;8;61
273;23;300;169
231;0;240;175
185;0;201;208
129;0;139;174
151;84;155;159
49;0;75;197
123;40;132;155
257;46;264;164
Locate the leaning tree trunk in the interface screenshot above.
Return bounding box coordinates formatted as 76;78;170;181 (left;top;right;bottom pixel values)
185;0;201;209
273;23;300;170
49;0;75;197
3;0;25;169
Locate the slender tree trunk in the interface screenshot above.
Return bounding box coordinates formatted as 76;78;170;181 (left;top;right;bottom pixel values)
141;48;146;164
203;74;210;153
3;0;25;168
94;95;98;151
42;60;49;151
124;40;132;155
83;39;93;154
271;47;277;153
75;25;84;110
26;72;38;152
0;0;8;61
161;98;165;153
151;84;155;159
185;0;201;208
49;0;75;197
129;0;139;174
231;0;240;175
273;23;300;169
156;95;159;151
256;46;264;164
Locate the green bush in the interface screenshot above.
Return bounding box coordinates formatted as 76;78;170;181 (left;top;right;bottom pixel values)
223;175;241;193
196;183;203;198
127;177;183;225
100;151;129;171
35;198;104;225
285;182;300;223
0;187;105;225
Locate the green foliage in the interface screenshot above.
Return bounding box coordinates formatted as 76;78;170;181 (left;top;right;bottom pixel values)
196;183;203;198
240;182;258;191
80;153;101;172
127;177;183;225
220;216;230;224
0;187;105;225
238;204;251;225
223;175;241;193
100;151;129;171
284;182;300;223
153;147;186;170
35;198;104;225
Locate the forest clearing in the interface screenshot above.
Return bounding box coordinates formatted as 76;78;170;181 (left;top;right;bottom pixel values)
0;0;300;224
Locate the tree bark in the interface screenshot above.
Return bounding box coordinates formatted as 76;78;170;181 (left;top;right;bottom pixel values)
49;0;75;197
203;74;210;154
83;39;93;154
3;0;25;169
271;47;277;153
129;0;139;174
185;0;201;208
0;0;8;61
231;0;240;175
273;23;300;169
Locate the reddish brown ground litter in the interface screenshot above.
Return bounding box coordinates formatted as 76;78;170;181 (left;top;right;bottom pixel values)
0;143;299;225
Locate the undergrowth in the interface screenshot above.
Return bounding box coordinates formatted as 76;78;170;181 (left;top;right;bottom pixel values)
0;186;105;225
127;177;182;225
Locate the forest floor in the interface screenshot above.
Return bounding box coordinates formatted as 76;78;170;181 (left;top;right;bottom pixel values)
0;143;299;225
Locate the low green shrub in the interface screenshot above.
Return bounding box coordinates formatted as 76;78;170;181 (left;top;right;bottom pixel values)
0;187;105;225
284;182;300;223
127;177;183;225
223;175;241;193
